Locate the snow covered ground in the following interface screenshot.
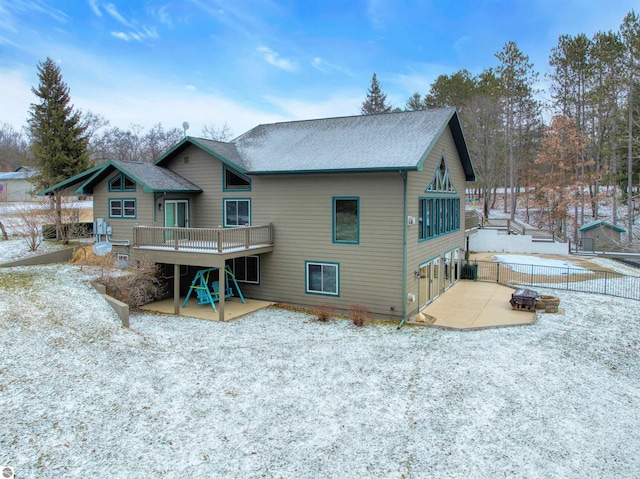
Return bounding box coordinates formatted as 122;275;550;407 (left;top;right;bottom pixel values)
493;254;591;274
1;261;640;478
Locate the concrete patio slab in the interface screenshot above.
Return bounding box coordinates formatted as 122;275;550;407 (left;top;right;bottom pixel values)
419;280;536;330
139;296;274;322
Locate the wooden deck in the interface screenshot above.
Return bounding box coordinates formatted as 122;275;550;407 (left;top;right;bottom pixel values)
133;224;273;253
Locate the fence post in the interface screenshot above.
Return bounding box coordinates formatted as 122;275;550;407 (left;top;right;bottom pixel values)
245;225;250;249
531;264;534;286
496;263;500;283
174;228;179;250
217;229;223;253
604;271;608;296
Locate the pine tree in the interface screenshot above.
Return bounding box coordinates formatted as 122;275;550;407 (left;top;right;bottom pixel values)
28;57;89;242
495;41;540;220
361;73;392;114
621;10;640;242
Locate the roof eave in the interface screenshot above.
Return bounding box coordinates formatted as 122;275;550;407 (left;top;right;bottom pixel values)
249;166;418;175
38;163;105;196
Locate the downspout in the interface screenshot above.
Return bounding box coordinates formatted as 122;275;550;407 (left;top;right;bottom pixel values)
397;170;408;329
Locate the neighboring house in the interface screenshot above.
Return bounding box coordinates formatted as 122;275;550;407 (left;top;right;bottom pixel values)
42;108;475;322
579;220;626;252
0;166;38;202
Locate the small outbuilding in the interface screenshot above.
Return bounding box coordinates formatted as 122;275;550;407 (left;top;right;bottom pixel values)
0;166;38;202
579;220;626;252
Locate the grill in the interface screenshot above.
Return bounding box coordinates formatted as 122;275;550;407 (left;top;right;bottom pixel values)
510;289;538;311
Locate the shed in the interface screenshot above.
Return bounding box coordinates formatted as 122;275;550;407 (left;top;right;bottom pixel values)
579;220;626;252
0;166;38;202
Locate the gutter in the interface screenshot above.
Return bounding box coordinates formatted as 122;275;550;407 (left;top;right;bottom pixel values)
398;170;408;329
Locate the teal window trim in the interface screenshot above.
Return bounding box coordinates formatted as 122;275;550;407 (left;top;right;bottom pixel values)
332;196;360;244
222;165;252;192
108;198;137;219
418;196;460;242
225;255;260;284
223;198;251;228
305;261;340;297
108;172;136;192
425;151;457;194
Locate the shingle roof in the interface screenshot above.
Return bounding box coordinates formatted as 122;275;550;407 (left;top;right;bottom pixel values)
77;160;202;194
0;167;37;181
232;108;463;173
157;108;475;180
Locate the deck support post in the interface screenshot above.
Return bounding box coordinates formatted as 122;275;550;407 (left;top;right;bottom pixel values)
174;263;180;315
218;275;225;321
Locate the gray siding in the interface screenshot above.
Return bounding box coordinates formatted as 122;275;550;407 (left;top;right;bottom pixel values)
243;172;405;318
93;175;155;244
162;145;231;228
405;126;467;318
90;124;469;320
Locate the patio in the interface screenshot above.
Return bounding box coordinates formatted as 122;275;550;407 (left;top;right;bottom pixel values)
139;296;274;321
416;280;539;330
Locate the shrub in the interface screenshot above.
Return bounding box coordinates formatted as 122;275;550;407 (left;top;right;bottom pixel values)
314;304;334;322
349;304;371;327
102;255;166;308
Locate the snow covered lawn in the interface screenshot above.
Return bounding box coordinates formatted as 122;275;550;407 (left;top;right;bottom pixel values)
1;263;640;478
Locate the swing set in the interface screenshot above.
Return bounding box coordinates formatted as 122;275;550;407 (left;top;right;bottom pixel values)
182;266;246;312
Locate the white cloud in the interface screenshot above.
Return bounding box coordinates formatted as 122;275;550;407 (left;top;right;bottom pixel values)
142;26;159;40
0;68;36;130
110;31;129;41
311;57;326;72
453;36;471;55
104;3;133;27
88;0;101;17
263;93;362;121
257;46;297;72
366;0;386;29
310;56;354;77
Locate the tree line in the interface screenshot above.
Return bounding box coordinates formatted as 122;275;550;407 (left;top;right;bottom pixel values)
2;11;639;245
361;11;640;244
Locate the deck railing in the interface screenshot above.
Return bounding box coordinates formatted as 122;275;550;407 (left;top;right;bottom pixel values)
133;224;274;253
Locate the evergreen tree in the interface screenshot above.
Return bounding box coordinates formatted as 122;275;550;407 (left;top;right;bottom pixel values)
621;10;640;241
495;41;540;220
361;73;392;114
405;92;425;111
28;57;89;242
423;69;477;112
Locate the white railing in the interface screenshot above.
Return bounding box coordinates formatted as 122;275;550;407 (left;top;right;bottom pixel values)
133;224;274;253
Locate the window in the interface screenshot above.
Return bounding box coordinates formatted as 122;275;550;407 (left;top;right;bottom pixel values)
425;152;456;193
109;173;136;192
224;167;251;191
224;199;250;227
306;261;339;296
109;198;136;219
225;256;260;284
333;197;359;244
418;197;459;240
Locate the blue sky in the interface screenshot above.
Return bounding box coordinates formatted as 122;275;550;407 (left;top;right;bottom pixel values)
0;0;636;137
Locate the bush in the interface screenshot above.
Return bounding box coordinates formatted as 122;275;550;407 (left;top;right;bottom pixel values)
313;304;334;322
102;255;166;308
349;304;371;327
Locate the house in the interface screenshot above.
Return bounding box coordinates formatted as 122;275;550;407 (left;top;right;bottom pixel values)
0;166;38;202
41;108;475;323
579;220;626;252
